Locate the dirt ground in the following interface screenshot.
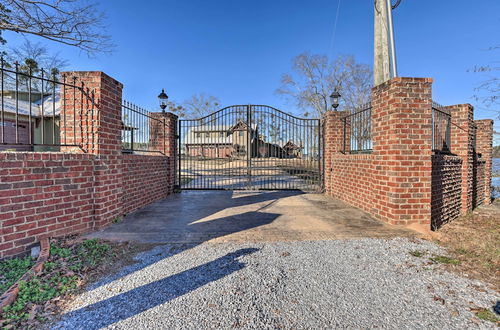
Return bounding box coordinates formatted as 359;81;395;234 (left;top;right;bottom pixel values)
432;200;500;291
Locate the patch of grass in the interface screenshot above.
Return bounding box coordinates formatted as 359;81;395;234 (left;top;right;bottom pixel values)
0;256;34;295
474;308;500;323
429;255;460;265
409;250;425;257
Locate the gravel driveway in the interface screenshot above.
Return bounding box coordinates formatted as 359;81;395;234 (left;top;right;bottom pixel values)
52;238;498;329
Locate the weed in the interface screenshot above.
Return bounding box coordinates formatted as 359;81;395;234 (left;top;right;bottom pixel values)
3;279;58;321
43;262;57;272
429;255;460;265
78;239;111;266
474;308;500;323
112;216;122;224
50;245;72;258
0;256;34;294
0;237;133;329
409;250;425;257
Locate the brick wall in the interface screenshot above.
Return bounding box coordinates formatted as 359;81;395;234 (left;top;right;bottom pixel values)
431;154;462;229
122;155;172;215
325;77;433;226
0;152;174;259
475;119;493;204
0;153;96;258
472;159;485;208
324;77;494;228
1;71;177;259
448;104;474;213
328;154;374;214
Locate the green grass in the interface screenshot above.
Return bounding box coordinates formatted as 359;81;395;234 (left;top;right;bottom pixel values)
429;255;461;265
0;256;34;295
474;308;500;323
1;238;112;327
409;250;425;257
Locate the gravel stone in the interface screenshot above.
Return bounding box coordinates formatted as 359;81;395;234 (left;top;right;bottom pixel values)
51;238;499;329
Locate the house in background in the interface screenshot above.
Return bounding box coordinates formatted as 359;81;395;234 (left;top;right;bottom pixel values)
184;120;303;159
0;91;60;152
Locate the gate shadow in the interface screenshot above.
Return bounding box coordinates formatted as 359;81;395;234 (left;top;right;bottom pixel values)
55;248;259;329
56;191;293;327
86;190;297;289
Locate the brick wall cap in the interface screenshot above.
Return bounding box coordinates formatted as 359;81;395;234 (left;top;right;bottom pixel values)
61;71;123;89
474;119;494;125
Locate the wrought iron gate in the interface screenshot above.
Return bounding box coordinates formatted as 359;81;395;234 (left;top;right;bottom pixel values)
178;105;323;192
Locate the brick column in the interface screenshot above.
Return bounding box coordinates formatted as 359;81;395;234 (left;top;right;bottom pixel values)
323;110;349;195
371;77;433;225
60;71;124;229
475;119;493;204
448;104;474;213
149;113;167;154
148;112;178;189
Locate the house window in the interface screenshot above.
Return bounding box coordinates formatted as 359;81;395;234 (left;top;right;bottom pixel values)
239;131;244;137
205;132;210;138
195;133;201;138
219;132;225;138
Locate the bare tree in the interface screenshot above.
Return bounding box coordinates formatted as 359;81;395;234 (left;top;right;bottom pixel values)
0;0;112;55
276;53;372;118
470;46;499;117
5;40;68;92
182;93;221;119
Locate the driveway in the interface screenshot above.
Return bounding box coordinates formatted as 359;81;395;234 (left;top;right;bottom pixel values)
54;239;498;329
88;191;415;244
55;192;499;329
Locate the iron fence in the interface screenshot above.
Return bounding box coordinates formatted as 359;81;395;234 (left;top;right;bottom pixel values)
342;103;372;153
432;102;451;153
0;58;94;152
121;101;165;154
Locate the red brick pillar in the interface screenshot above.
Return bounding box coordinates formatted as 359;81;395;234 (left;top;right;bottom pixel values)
60;71;124;229
475;119;493;204
371;77;433;225
148;112;178;190
323;110;348;195
149;113;167;154
448;104;474;213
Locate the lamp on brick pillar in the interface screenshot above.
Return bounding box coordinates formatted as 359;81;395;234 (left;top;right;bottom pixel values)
158;89;168;113
330;88;341;111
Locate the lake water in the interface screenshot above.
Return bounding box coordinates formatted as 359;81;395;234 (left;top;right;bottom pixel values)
493;158;500;198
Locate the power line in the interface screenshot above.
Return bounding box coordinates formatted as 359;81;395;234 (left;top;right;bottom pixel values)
328;0;342;57
392;0;402;10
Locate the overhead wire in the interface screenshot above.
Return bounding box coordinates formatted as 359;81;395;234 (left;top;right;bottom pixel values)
328;0;342;57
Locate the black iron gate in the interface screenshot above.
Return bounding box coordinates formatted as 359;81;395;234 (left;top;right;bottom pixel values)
178;105;323;192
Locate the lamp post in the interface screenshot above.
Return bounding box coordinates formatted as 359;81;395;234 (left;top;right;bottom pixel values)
158;89;168;113
330;88;341;111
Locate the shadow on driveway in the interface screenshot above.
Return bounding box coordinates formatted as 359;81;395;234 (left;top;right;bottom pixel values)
55;248;259;329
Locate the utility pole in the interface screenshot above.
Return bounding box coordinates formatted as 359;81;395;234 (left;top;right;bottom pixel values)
374;0;399;86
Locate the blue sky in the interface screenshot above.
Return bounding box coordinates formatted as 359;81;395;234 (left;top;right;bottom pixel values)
3;0;500;143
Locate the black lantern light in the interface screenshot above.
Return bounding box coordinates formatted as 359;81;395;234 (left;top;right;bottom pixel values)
330;88;341;111
158;89;168;113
